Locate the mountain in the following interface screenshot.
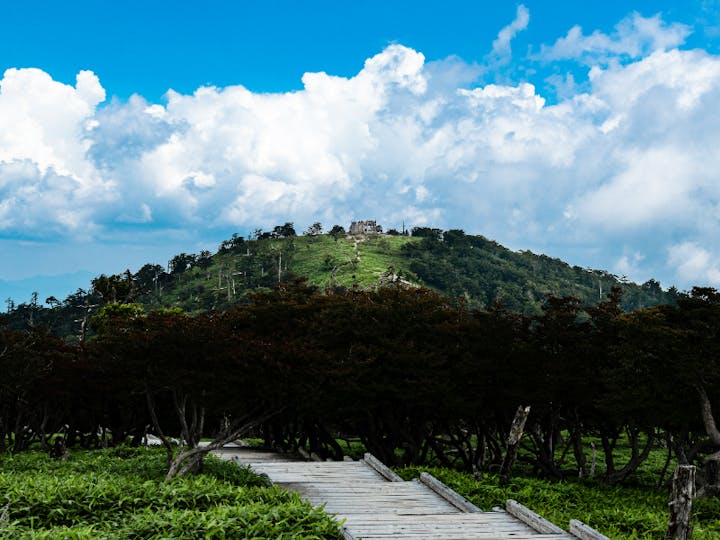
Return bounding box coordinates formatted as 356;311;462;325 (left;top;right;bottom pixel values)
1;228;678;340
134;229;676;315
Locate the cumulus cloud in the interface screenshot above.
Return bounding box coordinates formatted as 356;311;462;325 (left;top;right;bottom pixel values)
88;95;175;167
538;12;691;64
0;68;113;237
0;68;105;177
2;14;720;290
566;49;720;235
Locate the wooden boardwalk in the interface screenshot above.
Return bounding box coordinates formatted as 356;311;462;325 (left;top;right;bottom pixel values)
212;446;606;540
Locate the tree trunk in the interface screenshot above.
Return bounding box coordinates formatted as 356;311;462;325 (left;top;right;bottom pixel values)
698;386;720;446
145;386;175;469
164;408;282;481
695;386;720;497
499;405;530;485
605;426;655;484
664;465;695;540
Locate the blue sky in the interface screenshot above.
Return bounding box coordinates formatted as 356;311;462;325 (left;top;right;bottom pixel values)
2;0;720;303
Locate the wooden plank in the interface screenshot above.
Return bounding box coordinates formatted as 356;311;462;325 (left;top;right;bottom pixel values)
327;507;461;516
343;512;538;527
419;472;482;513
212;449;302;462
243;462;375;470
356;535;574;540
246;463;352;468
245;463;378;471
244;462;385;483
506;499;566;534
294;483;461;508
212;448;579;539
345;522;539;533
569;520;611;540
362;452;404;482
348;512;537;532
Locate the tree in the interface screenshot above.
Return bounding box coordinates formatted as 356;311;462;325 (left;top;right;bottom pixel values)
305;222;323;236
272;222;297;238
91;308;281;480
133;264;169;297
218;233;245;253
168;253;196;274
443;229;468;247
90;302;146;337
329;225;345;241
522;294;589;478
670;287;720;495
411;227;443;239
195;250;213;269
642;279;663;295
92;271;135;304
0;326;71;451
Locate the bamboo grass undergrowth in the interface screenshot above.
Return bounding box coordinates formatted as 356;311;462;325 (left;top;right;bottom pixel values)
0;446;342;539
395;466;720;540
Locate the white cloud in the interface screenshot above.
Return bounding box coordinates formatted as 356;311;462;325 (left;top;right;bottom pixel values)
568;147;697;230
0;68;112;237
0;68;105;178
668;242;720;285
538;12;691;64
3;18;720;290
565;49;720;237
589;48;720;110
490;5;530;63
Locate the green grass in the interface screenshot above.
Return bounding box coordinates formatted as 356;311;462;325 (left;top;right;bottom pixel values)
148;235;423;312
395;466;720;539
290;235;359;288
291;235;420;289
0;446;342;539
352;236;420;286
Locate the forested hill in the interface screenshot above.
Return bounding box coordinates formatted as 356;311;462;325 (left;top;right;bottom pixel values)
2;226;678;340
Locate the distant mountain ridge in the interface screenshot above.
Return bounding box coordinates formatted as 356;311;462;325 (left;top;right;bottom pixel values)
1;227;678;340
0;271;96;306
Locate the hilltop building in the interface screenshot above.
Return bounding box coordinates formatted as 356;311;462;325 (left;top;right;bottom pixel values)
349;220;383;235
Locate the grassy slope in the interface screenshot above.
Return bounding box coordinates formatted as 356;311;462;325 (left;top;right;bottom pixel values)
291;234;420;289
0;447;342;539
141;235;422;313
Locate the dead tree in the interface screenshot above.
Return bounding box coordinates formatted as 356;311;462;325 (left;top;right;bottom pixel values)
75;293;98;346
664;465;695;540
499;405;531;485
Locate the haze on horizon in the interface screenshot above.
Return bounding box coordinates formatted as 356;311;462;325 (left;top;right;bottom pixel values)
2;0;720;303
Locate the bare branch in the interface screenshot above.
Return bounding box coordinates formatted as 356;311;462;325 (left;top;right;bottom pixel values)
145;383;175;467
